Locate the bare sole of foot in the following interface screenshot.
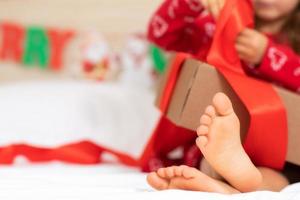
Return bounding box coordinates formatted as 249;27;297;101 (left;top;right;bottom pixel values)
196;92;262;192
146;165;239;194
200;158;222;180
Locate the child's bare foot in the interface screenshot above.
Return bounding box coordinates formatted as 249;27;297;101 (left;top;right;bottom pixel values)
146;165;239;194
196;93;262;192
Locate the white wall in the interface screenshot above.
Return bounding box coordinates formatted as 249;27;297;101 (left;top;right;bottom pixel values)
0;0;161;48
0;0;162;81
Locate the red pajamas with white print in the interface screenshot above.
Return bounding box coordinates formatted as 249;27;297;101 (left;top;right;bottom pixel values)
148;0;300;92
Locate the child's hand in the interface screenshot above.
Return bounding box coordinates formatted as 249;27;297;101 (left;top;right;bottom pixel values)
201;0;225;19
235;28;268;65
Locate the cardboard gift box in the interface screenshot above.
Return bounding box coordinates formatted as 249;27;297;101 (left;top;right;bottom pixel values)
156;56;300;166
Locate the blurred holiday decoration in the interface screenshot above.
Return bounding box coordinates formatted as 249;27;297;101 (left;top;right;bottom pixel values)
117;33;157;88
0;21;168;84
150;44;168;74
0;22;74;71
81;31;111;81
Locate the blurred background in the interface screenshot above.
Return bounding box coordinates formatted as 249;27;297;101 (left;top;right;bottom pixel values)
0;0;165;82
0;0;167;165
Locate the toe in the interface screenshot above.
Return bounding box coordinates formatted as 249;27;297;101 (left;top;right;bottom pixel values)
182;166;201;179
212;92;234;116
147;172;169;190
174;166;184;176
197;125;209;136
200;114;212;126
205;105;216;118
165;167;175;178
157;168;167;178
196;136;208;150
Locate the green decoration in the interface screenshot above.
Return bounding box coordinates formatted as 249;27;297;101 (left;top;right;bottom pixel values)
23;27;49;68
150;44;167;74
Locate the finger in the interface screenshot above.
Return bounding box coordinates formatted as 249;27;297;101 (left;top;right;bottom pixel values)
235;43;253;57
238;54;252;64
236;35;253;48
207;0;220;19
219;0;226;9
238;53;256;64
217;0;226;12
235;44;255;63
239;28;257;37
236;48;252;61
201;0;209;8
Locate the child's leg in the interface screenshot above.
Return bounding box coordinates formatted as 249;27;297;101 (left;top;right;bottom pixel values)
200;159;289;191
147;165;240;194
257;167;289;191
196;92;262;192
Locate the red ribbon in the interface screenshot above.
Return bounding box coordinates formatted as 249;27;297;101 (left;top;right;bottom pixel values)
0;142;138;166
158;0;287;170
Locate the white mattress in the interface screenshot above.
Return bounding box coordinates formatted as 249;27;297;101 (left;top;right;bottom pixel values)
0;163;299;200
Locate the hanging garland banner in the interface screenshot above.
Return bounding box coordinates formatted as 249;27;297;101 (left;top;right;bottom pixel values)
0;22;75;71
48;29;74;71
0;23;25;62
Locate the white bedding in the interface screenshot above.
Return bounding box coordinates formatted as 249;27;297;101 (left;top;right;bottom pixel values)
0;80;299;200
0;163;299;200
0;80;160;158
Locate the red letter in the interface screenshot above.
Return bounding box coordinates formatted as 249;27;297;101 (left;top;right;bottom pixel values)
48;29;74;71
0;23;25;62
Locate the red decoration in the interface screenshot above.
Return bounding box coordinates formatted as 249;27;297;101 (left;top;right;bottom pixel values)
206;0;287;169
141;0;287;171
0;23;25;62
48;29;74;71
0;23;74;70
23;27;49;68
0;142;138;166
140;115;199;172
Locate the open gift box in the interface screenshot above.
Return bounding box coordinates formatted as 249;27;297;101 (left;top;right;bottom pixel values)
140;0;300;171
155;55;300;167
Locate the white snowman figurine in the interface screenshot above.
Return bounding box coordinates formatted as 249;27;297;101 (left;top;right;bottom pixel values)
117;33;155;88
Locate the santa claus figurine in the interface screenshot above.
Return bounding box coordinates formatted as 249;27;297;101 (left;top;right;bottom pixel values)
81;31;110;81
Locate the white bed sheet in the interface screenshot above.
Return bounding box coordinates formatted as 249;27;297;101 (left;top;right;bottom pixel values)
0;163;299;200
0;80;160;159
